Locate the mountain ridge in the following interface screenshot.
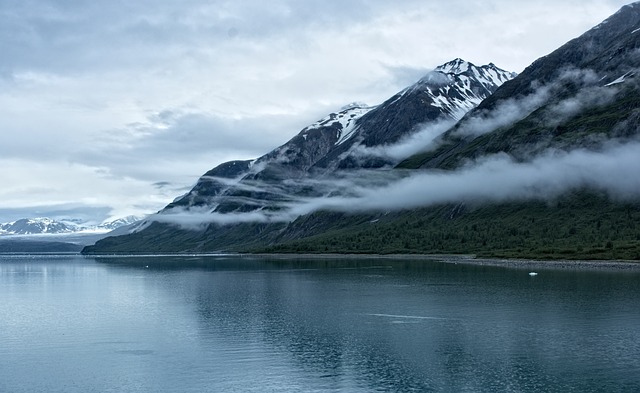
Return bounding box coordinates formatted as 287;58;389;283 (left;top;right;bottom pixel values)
162;58;514;215
0;216;142;236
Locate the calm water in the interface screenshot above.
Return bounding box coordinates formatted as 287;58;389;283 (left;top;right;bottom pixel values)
1;254;639;392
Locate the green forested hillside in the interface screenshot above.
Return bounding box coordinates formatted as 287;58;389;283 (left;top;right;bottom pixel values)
85;191;640;260
257;192;640;260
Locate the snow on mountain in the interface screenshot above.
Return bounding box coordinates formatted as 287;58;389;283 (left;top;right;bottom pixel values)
302;104;374;146
435;58;516;82
98;215;143;230
164;58;516;215
434;58;473;74
0;218;77;235
300;58;517;171
406;58;517;120
605;70;635;86
0;216;143;236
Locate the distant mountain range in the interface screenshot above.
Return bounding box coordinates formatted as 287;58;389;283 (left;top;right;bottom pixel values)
84;3;640;260
0;216;141;236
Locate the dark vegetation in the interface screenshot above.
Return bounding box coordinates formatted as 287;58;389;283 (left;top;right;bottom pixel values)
0;240;83;253
257;191;640;260
85;191;640;260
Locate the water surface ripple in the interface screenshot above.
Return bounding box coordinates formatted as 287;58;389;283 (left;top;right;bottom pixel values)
1;254;639;392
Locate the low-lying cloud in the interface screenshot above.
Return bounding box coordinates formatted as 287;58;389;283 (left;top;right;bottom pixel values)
333;141;640;211
347;119;457;162
148;140;640;229
451;67;621;138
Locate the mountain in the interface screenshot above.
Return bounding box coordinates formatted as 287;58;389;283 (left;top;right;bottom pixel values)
0;218;78;235
0;216;146;252
84;3;640;259
0;216;143;236
156;60;514;216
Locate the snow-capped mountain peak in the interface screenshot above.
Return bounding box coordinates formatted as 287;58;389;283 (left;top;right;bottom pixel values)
0;217;77;235
434;58;516;87
401;59;516;120
435;57;472;74
0;216;143;236
302;104;374;146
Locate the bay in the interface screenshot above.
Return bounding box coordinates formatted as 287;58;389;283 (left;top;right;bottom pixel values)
1;254;639;392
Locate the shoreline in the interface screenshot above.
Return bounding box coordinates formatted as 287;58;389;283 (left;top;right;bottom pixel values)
243;253;640;271
72;251;640;271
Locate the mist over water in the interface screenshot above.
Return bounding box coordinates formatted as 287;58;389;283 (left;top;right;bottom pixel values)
1;254;639;392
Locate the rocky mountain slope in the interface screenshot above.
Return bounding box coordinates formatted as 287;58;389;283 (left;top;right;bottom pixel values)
0;218;76;235
84;3;640;258
160;60;514;215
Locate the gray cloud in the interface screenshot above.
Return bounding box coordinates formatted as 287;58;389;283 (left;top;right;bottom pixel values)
451;67;622;138
1;0;628;78
0;0;407;76
77;109;320;181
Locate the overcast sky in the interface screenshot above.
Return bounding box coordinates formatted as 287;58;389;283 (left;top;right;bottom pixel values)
0;0;631;223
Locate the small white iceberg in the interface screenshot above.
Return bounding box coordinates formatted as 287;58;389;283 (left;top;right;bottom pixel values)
529;272;538;276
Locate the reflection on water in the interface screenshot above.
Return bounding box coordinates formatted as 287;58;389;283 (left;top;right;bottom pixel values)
1;254;639;392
